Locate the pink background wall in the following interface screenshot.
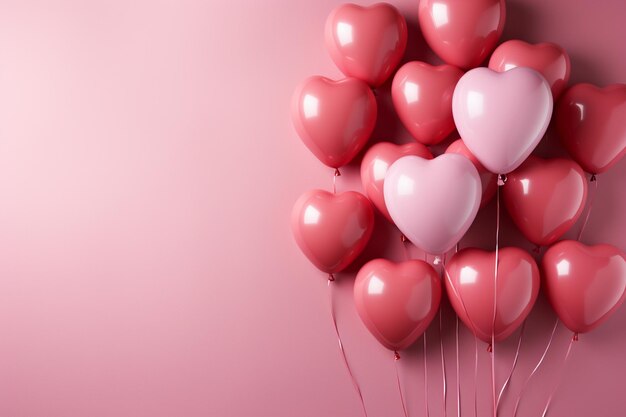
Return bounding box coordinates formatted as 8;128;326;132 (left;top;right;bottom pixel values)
0;0;624;416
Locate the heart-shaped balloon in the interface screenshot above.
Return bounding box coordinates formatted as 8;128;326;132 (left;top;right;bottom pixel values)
325;3;407;87
361;142;433;222
384;154;481;255
291;190;374;274
542;240;626;334
445;247;540;343
452;67;553;174
503;156;588;247
391;61;464;145
418;0;506;69
354;259;442;351
489;40;571;100
445;138;497;208
291;76;377;168
555;83;626;174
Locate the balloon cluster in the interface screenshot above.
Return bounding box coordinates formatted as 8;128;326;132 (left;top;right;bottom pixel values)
291;0;626;402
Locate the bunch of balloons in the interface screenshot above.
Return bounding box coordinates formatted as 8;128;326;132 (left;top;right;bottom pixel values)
291;0;626;415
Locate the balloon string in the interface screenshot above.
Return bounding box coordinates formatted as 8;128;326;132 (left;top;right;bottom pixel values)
540;333;577;417
496;321;526;409
440;309;447;417
332;168;341;194
327;277;368;417
576;174;598;241
401;234;410;260
455;316;461;417
512;318;559;417
394;352;409;417
424;334;430;417
491;175;505;417
442;262;479;417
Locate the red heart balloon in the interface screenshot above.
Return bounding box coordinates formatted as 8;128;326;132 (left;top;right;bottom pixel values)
556;83;626;174
503;156;588;247
542;240;626;334
445;138;497;208
445;247;540;343
418;0;505;69
325;3;407;87
291;76;377;168
391;61;464;145
354;259;441;351
291;190;374;274
360;141;432;221
489;40;571;100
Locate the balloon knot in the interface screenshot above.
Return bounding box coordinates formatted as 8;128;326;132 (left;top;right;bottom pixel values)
573;333;579;342
400;234;408;243
334;168;341;177
394;351;401;361
433;256;442;265
590;174;597;182
497;174;507;186
533;245;542;254
372;88;378;97
487;344;493;353
328;273;335;282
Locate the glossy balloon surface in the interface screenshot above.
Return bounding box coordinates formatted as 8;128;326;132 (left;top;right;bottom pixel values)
291;76;376;168
542;240;626;334
291;190;374;274
391;61;464;145
503;156;588;247
452;67;553;174
445;138;497;208
418;0;505;69
384;154;481;255
361;141;432;221
445;247;540;343
555;83;626;174
325;3;407;87
354;259;441;351
489;40;571;100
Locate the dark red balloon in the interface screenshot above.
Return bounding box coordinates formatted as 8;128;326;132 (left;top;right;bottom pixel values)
354;259;441;351
291;190;374;274
556;83;626;174
542;240;626;334
445;247;540;343
503;156;588;247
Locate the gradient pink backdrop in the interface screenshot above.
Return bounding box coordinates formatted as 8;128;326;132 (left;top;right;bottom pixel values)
0;1;624;416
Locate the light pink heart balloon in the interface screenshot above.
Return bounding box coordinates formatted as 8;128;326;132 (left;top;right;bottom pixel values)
291;190;374;274
452;67;553;174
360;141;433;222
325;3;407;87
383;154;481;255
291;76;377;168
354;259;442;351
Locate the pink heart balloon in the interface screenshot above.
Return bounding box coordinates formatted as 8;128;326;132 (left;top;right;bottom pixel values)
391;61;464;145
383;154;481;255
325;3;407;87
291;190;374;274
445;138;497;208
445;247;540;343
360;141;433;222
452;67;553;174
489;40;571;100
542;240;626;334
354;259;442;351
291;76;377;168
555;83;626;174
418;0;506;69
503;156;588;247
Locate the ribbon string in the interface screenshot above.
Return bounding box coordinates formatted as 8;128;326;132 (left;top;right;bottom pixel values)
512;319;559;417
394;352;409;417
491;175;505;417
332;168;341;194
540;333;577;417
327;277;368;417
424;334;430;417
455;316;461;417
497;321;526;410
440;309;448;417
576;174;598;241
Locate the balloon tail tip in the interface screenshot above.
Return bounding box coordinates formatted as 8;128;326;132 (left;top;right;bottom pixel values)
497;174;507;186
487;344;493;353
334;168;341;177
394;351;401;361
590;174;597;182
573;333;579;342
328;273;335;282
401;234;407;243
